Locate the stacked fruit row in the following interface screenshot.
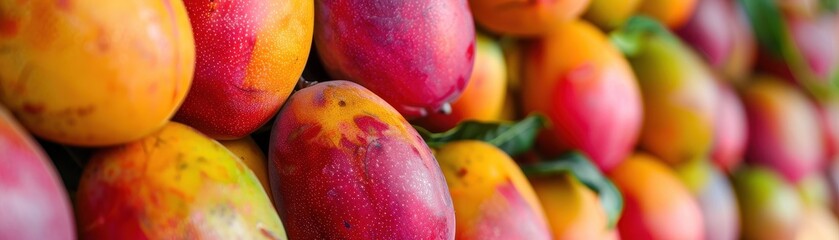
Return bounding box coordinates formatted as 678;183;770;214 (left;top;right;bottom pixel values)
2;0;839;239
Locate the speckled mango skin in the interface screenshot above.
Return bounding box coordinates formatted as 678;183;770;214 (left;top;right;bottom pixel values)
435;141;551;240
268;80;455;239
522;20;642;172
741;76;823;183
0;106;74;240
314;0;475;119
629;33;718;166
76;122;285;240
174;0;313;140
0;0;195;146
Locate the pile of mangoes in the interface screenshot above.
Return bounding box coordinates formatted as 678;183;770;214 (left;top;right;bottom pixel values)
2;0;839;239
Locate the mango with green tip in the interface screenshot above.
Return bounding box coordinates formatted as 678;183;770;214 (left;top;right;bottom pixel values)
435;140;550;240
75;122;285;239
268;80;455;239
0;0;195;146
733;166;804;240
617;19;719;166
741;75;823;183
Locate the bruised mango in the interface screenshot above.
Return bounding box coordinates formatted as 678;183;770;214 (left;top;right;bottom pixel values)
522;20;642;172
469;0;591;36
616;19;719;166
174;0;313;140
268;81;455;239
414;34;507;132
75;122;285;239
220;137;271;200
529;172;616;240
435;140;551;240
609;153;704;240
741;76;823;183
0;0;195;146
0;106;74;239
314;0;475;119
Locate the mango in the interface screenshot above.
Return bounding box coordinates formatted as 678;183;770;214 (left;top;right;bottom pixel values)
521;20;642;172
220;137;271;199
756;14;839;91
619;21;718;166
711;82;748;173
174;0;313;140
818;99;839;162
0;0;194;146
268;81;455;239
638;0;699;29
75;122;285;239
414;33;507;132
609;153;704;240
741;76;823;183
435;140;550;239
796;206;839;240
529;172;615;239
676;160;741;240
469;0;591;36
314;0;475;119
0;106;74;239
583;0;642;30
676;0;757;81
733;166;804;240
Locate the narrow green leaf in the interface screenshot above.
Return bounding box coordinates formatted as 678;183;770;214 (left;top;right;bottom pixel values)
739;0;788;59
521;152;624;228
415;114;547;156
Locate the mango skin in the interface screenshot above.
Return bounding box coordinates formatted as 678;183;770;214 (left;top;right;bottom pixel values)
710;82;747;173
522;20;642;172
0;107;74;239
414;34;507;132
220;137;271;201
637;0;698;29
75;122;285;239
314;0;475;119
629;32;718;166
174;0;313;140
268;81;455;239
469;0;591;36
733;166;804;240
0;0;194;146
529;172;616;240
741;76;823;183
818;99;839;162
435;141;551;240
609;153;704;240
676;160;741;240
583;0;641;30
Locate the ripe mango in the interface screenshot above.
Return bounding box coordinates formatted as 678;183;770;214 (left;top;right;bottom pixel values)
741;76;823;183
583;0;642;30
175;0;313;140
414;33;507;132
75;122;285;239
435;140;551;239
529;172;616;240
711;82;748;173
637;0;698;29
469;0;591;36
733;166;804;240
609;153;704;240
0;0;194;146
314;0;475;119
0;106;74;239
268;81;455;239
220;137;271;200
676;160;741;240
521;20;642;172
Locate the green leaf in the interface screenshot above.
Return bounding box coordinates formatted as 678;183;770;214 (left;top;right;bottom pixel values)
415;114;547;156
739;0;788;58
521;152;624;228
821;0;839;13
608;16;674;57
